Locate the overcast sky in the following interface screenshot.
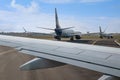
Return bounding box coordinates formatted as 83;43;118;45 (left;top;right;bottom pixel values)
0;0;120;33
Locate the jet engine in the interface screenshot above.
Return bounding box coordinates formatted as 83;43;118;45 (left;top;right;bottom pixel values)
75;35;81;39
54;36;61;40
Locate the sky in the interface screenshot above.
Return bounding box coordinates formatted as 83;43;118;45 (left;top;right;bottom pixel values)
0;0;120;33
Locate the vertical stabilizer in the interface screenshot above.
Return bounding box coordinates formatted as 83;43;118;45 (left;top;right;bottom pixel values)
99;26;103;38
99;26;102;34
55;8;61;29
23;27;27;33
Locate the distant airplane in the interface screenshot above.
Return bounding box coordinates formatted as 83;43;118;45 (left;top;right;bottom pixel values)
38;8;81;40
0;34;120;80
99;26;113;39
23;27;27;33
22;27;33;37
0;29;4;34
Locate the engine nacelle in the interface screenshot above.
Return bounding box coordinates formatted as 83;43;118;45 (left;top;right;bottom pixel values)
20;58;65;70
75;35;81;39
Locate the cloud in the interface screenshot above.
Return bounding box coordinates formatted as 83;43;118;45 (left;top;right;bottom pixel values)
39;0;109;4
0;10;54;32
0;9;120;33
39;0;74;3
0;0;119;33
11;0;39;13
79;0;109;3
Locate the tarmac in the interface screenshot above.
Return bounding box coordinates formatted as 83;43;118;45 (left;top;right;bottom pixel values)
66;39;120;48
0;45;102;80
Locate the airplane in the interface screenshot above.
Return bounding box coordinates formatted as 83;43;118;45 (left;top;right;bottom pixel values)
0;34;120;80
23;27;27;33
37;8;81;41
22;27;32;37
99;26;113;39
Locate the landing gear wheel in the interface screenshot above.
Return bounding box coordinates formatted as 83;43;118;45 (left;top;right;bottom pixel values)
57;37;61;41
70;36;74;41
54;36;61;41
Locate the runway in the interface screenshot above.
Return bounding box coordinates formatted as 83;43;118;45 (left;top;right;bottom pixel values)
0;45;102;80
93;39;120;48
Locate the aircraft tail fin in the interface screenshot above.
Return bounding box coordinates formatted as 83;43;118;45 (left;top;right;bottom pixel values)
37;27;54;30
99;26;102;33
37;8;74;31
23;27;27;33
55;8;61;29
61;27;74;30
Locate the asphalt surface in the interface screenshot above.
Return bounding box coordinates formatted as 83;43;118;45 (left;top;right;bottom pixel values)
0;46;102;80
94;39;120;48
66;39;120;48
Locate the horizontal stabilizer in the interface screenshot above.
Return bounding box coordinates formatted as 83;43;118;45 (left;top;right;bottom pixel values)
20;58;65;70
61;27;74;30
37;27;54;30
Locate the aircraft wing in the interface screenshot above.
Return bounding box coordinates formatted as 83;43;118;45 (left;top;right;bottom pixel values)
0;35;120;78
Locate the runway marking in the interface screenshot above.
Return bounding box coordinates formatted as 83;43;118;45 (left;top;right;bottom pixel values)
114;39;120;47
92;40;98;45
0;49;16;56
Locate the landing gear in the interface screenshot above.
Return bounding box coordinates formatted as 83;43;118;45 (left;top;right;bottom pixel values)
75;35;81;39
111;36;113;38
107;36;110;39
57;37;61;41
100;36;103;39
70;36;74;41
54;36;61;41
107;36;113;39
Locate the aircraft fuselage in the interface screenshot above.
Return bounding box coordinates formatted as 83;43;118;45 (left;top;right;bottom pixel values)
61;29;74;38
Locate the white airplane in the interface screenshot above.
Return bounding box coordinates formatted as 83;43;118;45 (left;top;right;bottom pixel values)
38;8;81;41
99;26;113;39
23;27;27;33
0;34;120;80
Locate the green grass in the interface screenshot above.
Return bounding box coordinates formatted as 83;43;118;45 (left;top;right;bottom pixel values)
81;35;100;40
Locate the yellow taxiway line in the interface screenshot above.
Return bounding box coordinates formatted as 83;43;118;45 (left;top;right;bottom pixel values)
0;49;16;56
92;40;98;45
114;39;120;47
